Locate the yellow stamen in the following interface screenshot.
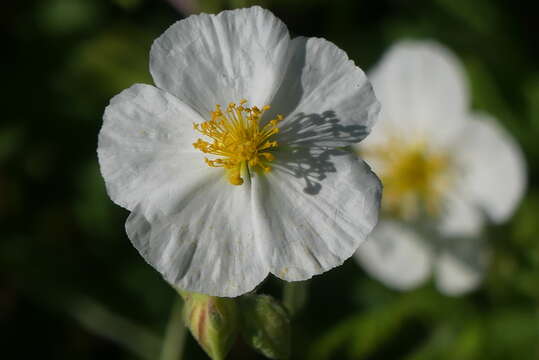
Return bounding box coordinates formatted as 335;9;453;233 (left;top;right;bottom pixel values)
193;101;283;185
363;139;453;219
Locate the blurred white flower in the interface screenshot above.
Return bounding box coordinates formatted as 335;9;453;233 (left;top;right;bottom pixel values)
165;0;198;15
354;41;526;296
98;7;382;297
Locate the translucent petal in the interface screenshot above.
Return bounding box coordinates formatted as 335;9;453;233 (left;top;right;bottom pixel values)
127;175;269;297
269;37;379;147
435;237;487;296
437;192;485;238
363;41;469;149
150;6;290;116
355;221;433;290
251;150;382;281
98;84;205;210
454;113;526;223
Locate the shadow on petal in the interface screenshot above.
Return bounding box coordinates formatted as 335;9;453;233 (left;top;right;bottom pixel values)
261;37;375;196
272;111;372;196
273;147;340;195
279;110;370;147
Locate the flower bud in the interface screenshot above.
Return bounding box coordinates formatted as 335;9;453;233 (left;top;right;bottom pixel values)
240;295;291;359
181;292;239;360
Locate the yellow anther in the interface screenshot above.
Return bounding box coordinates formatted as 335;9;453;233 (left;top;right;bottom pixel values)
363;140;453;219
193;101;283;185
260;153;275;161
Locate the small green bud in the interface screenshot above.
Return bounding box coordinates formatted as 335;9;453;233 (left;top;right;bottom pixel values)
181;292;239;360
240;295;291;359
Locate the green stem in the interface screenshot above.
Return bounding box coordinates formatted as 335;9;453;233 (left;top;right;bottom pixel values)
68;296;161;360
160;297;187;360
283;281;309;317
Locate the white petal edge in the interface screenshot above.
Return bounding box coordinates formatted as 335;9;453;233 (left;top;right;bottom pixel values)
269;36;380;147
435;238;488;296
150;6;291;117
98;84;206;210
127;175;269;297
362;40;469;149
251;150;382;281
453;113;527;223
354;220;433;291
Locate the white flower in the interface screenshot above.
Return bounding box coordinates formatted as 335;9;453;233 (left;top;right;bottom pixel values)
165;0;197;15
98;7;382;297
354;41;526;296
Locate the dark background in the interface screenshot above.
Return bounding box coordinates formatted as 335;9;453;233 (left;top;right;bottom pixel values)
2;0;539;359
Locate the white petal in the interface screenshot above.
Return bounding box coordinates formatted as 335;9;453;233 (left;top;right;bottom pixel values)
98;84;205;210
251;150;382;281
454;113;526;223
150;6;291;116
127;175;269;297
437;191;485;238
435;238;487;296
354;220;433;291
363;40;469;149
269;37;379;147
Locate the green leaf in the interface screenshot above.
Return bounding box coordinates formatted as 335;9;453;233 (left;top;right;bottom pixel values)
67;296;161;360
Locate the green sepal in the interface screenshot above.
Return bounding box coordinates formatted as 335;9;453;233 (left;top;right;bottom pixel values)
239;294;291;359
180;291;239;360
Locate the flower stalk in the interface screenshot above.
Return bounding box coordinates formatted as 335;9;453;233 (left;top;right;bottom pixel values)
160;298;187;360
283;281;309;317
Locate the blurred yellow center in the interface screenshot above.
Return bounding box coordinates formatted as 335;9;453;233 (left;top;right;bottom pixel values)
366;140;453;219
193;100;283;185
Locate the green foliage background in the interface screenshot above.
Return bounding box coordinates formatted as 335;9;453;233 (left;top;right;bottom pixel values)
2;0;539;359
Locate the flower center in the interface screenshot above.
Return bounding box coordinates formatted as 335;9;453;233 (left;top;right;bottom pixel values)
193;100;283;185
364;140;453;219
